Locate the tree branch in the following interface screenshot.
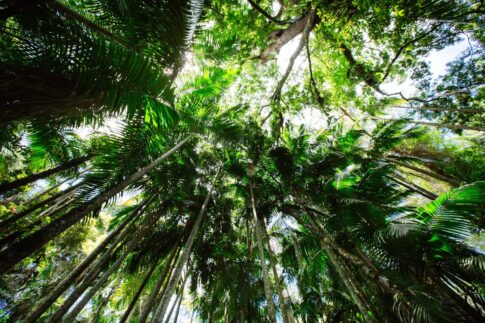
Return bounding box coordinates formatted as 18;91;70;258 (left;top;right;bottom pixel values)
272;10;315;102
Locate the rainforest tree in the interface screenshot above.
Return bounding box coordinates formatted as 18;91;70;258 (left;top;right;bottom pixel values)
0;0;484;322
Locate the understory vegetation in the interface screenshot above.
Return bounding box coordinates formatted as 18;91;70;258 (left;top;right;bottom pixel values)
0;0;484;322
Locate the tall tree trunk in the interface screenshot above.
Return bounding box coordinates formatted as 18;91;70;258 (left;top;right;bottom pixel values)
0;155;90;195
377;117;485;132
153;168;220;322
60;211;157;322
22;176;72;206
291;206;414;317
291;235;304;273
249;178;277;322
387;175;438;200
261;217;292;323
119;260;159;323
173;281;185;323
22;198;150;323
383;156;461;186
325;246;373;322
390;105;485;114
0;136;191;274
90;278;122;323
0;181;83;231
139;245;181;323
165;273;188;323
61;242;133;322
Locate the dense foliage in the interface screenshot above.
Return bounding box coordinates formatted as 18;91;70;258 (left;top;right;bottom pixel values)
0;0;484;322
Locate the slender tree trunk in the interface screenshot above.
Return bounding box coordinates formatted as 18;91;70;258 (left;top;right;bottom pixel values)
119;260;159;323
0;155;90;195
165;273;188;323
249;178;277;322
390;105;485;114
387;175;438;200
325;246;373;322
22;176;72;206
61;210;157;322
153;168;220;322
61;238;136;322
261;218;292;323
0;181;83;230
383;156;461;186
0;136;191;274
291;235;304;272
139;245;180;323
172;283;185;323
165;287;182;323
22;198;150;323
90;278;122;323
374;116;485;132
292;206;414;317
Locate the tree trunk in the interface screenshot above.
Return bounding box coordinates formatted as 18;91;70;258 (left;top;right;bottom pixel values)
0;155;90;195
22;176;72;206
387;175;438;200
22;199;150;323
390;105;485;114
152;168;220;322
383;156;461;186
0;181;83;231
0;135;191;274
259;10;315;61
90;278;122;323
139;245;181;323
60;229;144;323
173;282;185;323
165;273;188;323
249;178;277;322
119;260;159;323
291;235;304;272
376;117;485;132
261;217;292;323
325;246;373;322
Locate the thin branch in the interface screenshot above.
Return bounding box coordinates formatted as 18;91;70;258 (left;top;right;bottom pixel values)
272;10;315;101
246;0;289;25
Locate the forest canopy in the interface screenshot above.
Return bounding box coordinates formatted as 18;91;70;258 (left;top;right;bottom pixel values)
0;0;484;322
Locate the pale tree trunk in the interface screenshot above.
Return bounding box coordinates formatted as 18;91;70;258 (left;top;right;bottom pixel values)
0;135;191;274
172;281;185;323
387;175;438;200
61;213;156;322
291;235;304;272
90;278;122;323
138;245;181;323
153;167;220;322
21;197;151;323
119;260;159;323
0;181;83;230
376;117;485;132
383;156;460;186
165;272;188;323
261;218;293;323
0;155;90;194
325;246;373;322
249;178;277;322
307;211;414;318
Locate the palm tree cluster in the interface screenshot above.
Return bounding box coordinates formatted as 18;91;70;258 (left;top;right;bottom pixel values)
0;0;484;322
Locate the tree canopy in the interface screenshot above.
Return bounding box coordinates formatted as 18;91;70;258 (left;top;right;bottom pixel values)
0;0;484;322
